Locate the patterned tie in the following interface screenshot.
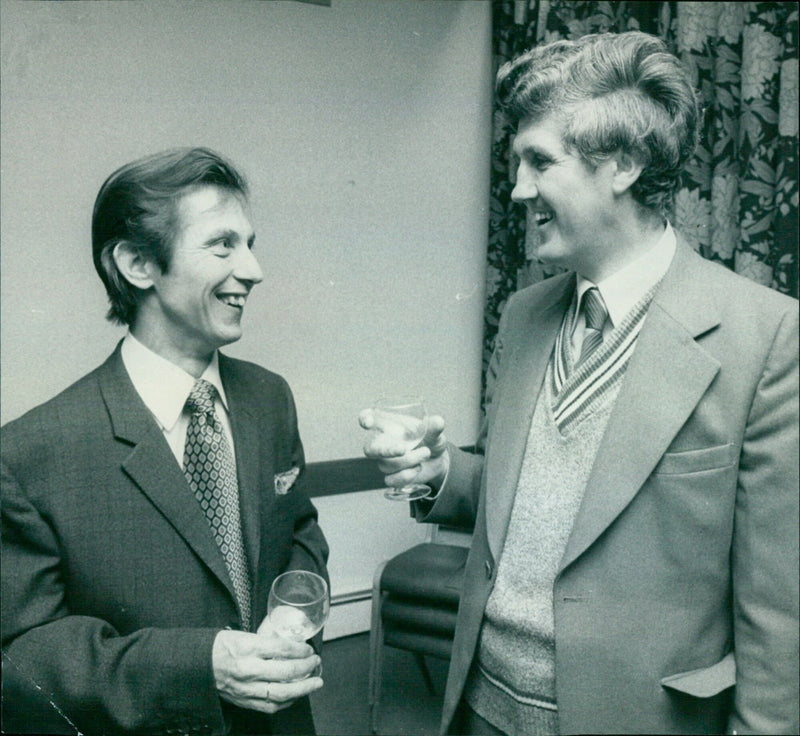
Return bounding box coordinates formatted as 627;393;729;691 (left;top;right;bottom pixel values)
577;287;609;366
183;379;252;629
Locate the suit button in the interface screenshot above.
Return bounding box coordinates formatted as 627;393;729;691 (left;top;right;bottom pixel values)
485;559;493;579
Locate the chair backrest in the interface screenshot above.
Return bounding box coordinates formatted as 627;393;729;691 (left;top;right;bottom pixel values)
428;523;472;548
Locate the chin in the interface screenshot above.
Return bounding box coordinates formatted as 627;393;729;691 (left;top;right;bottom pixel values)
213;329;243;348
533;248;566;268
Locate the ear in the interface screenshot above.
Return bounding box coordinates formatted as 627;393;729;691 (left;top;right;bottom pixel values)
610;151;644;196
112;241;156;290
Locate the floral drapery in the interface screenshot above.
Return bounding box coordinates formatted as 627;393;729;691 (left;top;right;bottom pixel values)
483;1;799;402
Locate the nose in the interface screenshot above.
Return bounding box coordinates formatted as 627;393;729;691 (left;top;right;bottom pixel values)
511;163;538;203
234;245;264;285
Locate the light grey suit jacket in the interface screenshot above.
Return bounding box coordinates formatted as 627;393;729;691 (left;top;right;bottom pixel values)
420;239;799;734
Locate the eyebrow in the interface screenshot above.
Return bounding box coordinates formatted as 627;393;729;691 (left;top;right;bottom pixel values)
206;229;256;247
513;141;557;162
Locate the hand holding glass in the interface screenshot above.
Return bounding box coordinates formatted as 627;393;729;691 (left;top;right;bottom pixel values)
267;571;329;677
371;397;431;501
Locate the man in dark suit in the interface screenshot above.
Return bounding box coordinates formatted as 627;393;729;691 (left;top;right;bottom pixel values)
2;147;329;735
362;32;798;734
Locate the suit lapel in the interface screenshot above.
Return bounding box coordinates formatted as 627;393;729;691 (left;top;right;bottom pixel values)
486;274;575;561
99;345;239;605
559;240;722;572
219;355;263;600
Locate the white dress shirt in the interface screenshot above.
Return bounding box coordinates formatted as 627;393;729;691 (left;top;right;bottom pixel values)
120;333;236;469
571;222;677;355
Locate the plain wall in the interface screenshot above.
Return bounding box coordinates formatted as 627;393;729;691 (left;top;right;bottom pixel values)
0;0;493;462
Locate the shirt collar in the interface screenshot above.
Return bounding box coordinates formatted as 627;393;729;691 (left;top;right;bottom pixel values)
575;222;676;328
120;333;229;432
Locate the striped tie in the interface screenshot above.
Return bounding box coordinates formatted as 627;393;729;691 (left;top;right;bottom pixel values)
577;287;608;366
552;282;658;432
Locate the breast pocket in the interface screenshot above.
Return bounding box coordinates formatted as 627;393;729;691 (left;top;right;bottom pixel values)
653;443;736;476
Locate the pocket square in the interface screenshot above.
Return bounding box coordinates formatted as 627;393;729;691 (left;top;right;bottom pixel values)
274;467;300;495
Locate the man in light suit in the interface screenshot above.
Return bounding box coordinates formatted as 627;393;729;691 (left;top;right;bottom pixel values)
362;32;798;734
2;147;329;735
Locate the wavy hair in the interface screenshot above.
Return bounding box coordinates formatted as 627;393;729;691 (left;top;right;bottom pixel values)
496;32;701;218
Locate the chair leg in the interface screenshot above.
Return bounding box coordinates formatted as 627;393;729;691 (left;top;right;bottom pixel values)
369;562;388;734
369;611;384;734
413;652;436;695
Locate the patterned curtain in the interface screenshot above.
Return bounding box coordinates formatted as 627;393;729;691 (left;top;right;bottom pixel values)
483;0;799;403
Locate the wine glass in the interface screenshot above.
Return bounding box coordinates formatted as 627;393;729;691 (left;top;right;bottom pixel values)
268;570;329;677
371;397;431;502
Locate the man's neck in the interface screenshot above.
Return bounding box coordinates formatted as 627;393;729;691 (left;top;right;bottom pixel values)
576;214;666;284
128;325;214;379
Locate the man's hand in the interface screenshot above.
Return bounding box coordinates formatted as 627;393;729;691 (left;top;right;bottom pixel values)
359;409;450;491
212;626;322;715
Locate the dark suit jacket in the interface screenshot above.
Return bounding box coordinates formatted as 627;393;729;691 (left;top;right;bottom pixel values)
419;240;799;734
1;345;329;735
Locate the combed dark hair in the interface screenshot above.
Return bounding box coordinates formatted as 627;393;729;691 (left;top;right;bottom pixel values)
496;32;701;217
92;147;248;325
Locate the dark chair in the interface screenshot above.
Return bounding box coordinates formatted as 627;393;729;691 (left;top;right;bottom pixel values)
368;529;470;733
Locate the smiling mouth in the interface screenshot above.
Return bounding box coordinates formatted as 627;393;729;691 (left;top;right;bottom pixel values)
533;211;554;227
217;294;247;309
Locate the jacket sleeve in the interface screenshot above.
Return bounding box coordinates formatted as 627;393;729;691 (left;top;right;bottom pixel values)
284;385;329;581
278;379;329;656
728;305;799;734
1;458;228;736
411;294;515;529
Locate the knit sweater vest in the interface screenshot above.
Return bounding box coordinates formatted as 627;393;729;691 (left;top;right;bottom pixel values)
465;285;658;736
